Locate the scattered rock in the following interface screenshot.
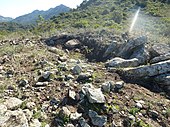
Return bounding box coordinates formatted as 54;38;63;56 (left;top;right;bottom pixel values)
1;109;29;127
59;107;71;118
118;36;147;58
121;60;170;78
105;57;139;68
130;45;150;64
83;87;106;103
35;82;48;87
26;102;36;110
4;97;23;110
150;43;170;58
30;119;41;127
79;117;90;127
66;123;75;127
77;72;92;82
149;110;159;119
65;39;80;49
18;79;28;87
136;102;143;109
103;40;120;58
72;65;82;75
150;53;170;64
70;112;82;120
101;81;112;93
0;104;7;114
88;110;107;127
68;90;76;100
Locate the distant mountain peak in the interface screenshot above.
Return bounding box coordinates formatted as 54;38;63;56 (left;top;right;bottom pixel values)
12;4;70;24
0;15;13;22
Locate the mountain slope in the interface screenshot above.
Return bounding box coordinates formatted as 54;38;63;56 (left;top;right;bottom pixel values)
0;15;13;22
12;4;70;24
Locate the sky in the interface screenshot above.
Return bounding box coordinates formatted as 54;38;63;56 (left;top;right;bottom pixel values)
0;0;84;18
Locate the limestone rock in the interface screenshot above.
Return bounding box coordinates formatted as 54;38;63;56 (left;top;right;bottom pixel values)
150;53;170;64
101;81;111;93
79;117;90;127
105;57;139;68
30;119;41;127
154;73;170;86
70;112;82;120
118;36;147;58
4;97;23;110
130;45;150;64
72;65;82;75
1;109;29;127
89;110;107;127
59;107;71;118
121;60;170;78
0;104;7;114
65;39;80;49
150;43;170;58
83;87;106;103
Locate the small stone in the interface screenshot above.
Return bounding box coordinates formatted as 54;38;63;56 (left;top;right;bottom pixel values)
111;121;117;127
83;87;106;103
3;109;29;127
89;110;107;127
66;124;75;127
79;117;90;127
72;65;82;75
77;72;92;82
101;81;111;93
0;104;7;114
70;112;82;120
4;97;23;110
136;102;143;109
59;107;71;118
18;79;28;87
128;115;135;121
23;109;33;121
149;110;159;119
114;81;124;89
26;102;36;110
30;119;41;127
66;74;74;80
35;82;48;87
68;90;76;100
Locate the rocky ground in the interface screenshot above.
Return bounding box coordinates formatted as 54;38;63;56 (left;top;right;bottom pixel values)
0;34;170;127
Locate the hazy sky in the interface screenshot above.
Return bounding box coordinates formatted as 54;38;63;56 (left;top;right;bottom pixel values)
0;0;84;18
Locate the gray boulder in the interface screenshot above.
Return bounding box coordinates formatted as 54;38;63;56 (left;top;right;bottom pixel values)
0;109;29;127
154;73;170;86
72;65;82;75
105;57;139;68
4;97;23;110
150;43;170;58
150;53;170;64
82;87;106;103
103;41;120;58
130;45;150;64
65;39;80;49
121;60;170;78
79;117;90;127
118;36;147;58
89;110;107;127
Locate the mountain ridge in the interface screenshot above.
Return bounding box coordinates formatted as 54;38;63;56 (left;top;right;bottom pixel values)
0;15;13;22
12;4;70;24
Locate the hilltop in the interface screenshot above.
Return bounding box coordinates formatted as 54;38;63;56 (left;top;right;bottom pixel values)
12;4;70;25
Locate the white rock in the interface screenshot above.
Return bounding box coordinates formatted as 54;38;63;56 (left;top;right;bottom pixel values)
4;97;23;110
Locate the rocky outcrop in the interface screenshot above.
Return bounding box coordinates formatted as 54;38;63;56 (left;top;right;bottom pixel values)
121;60;170;78
105;57;139;68
150;53;170;64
